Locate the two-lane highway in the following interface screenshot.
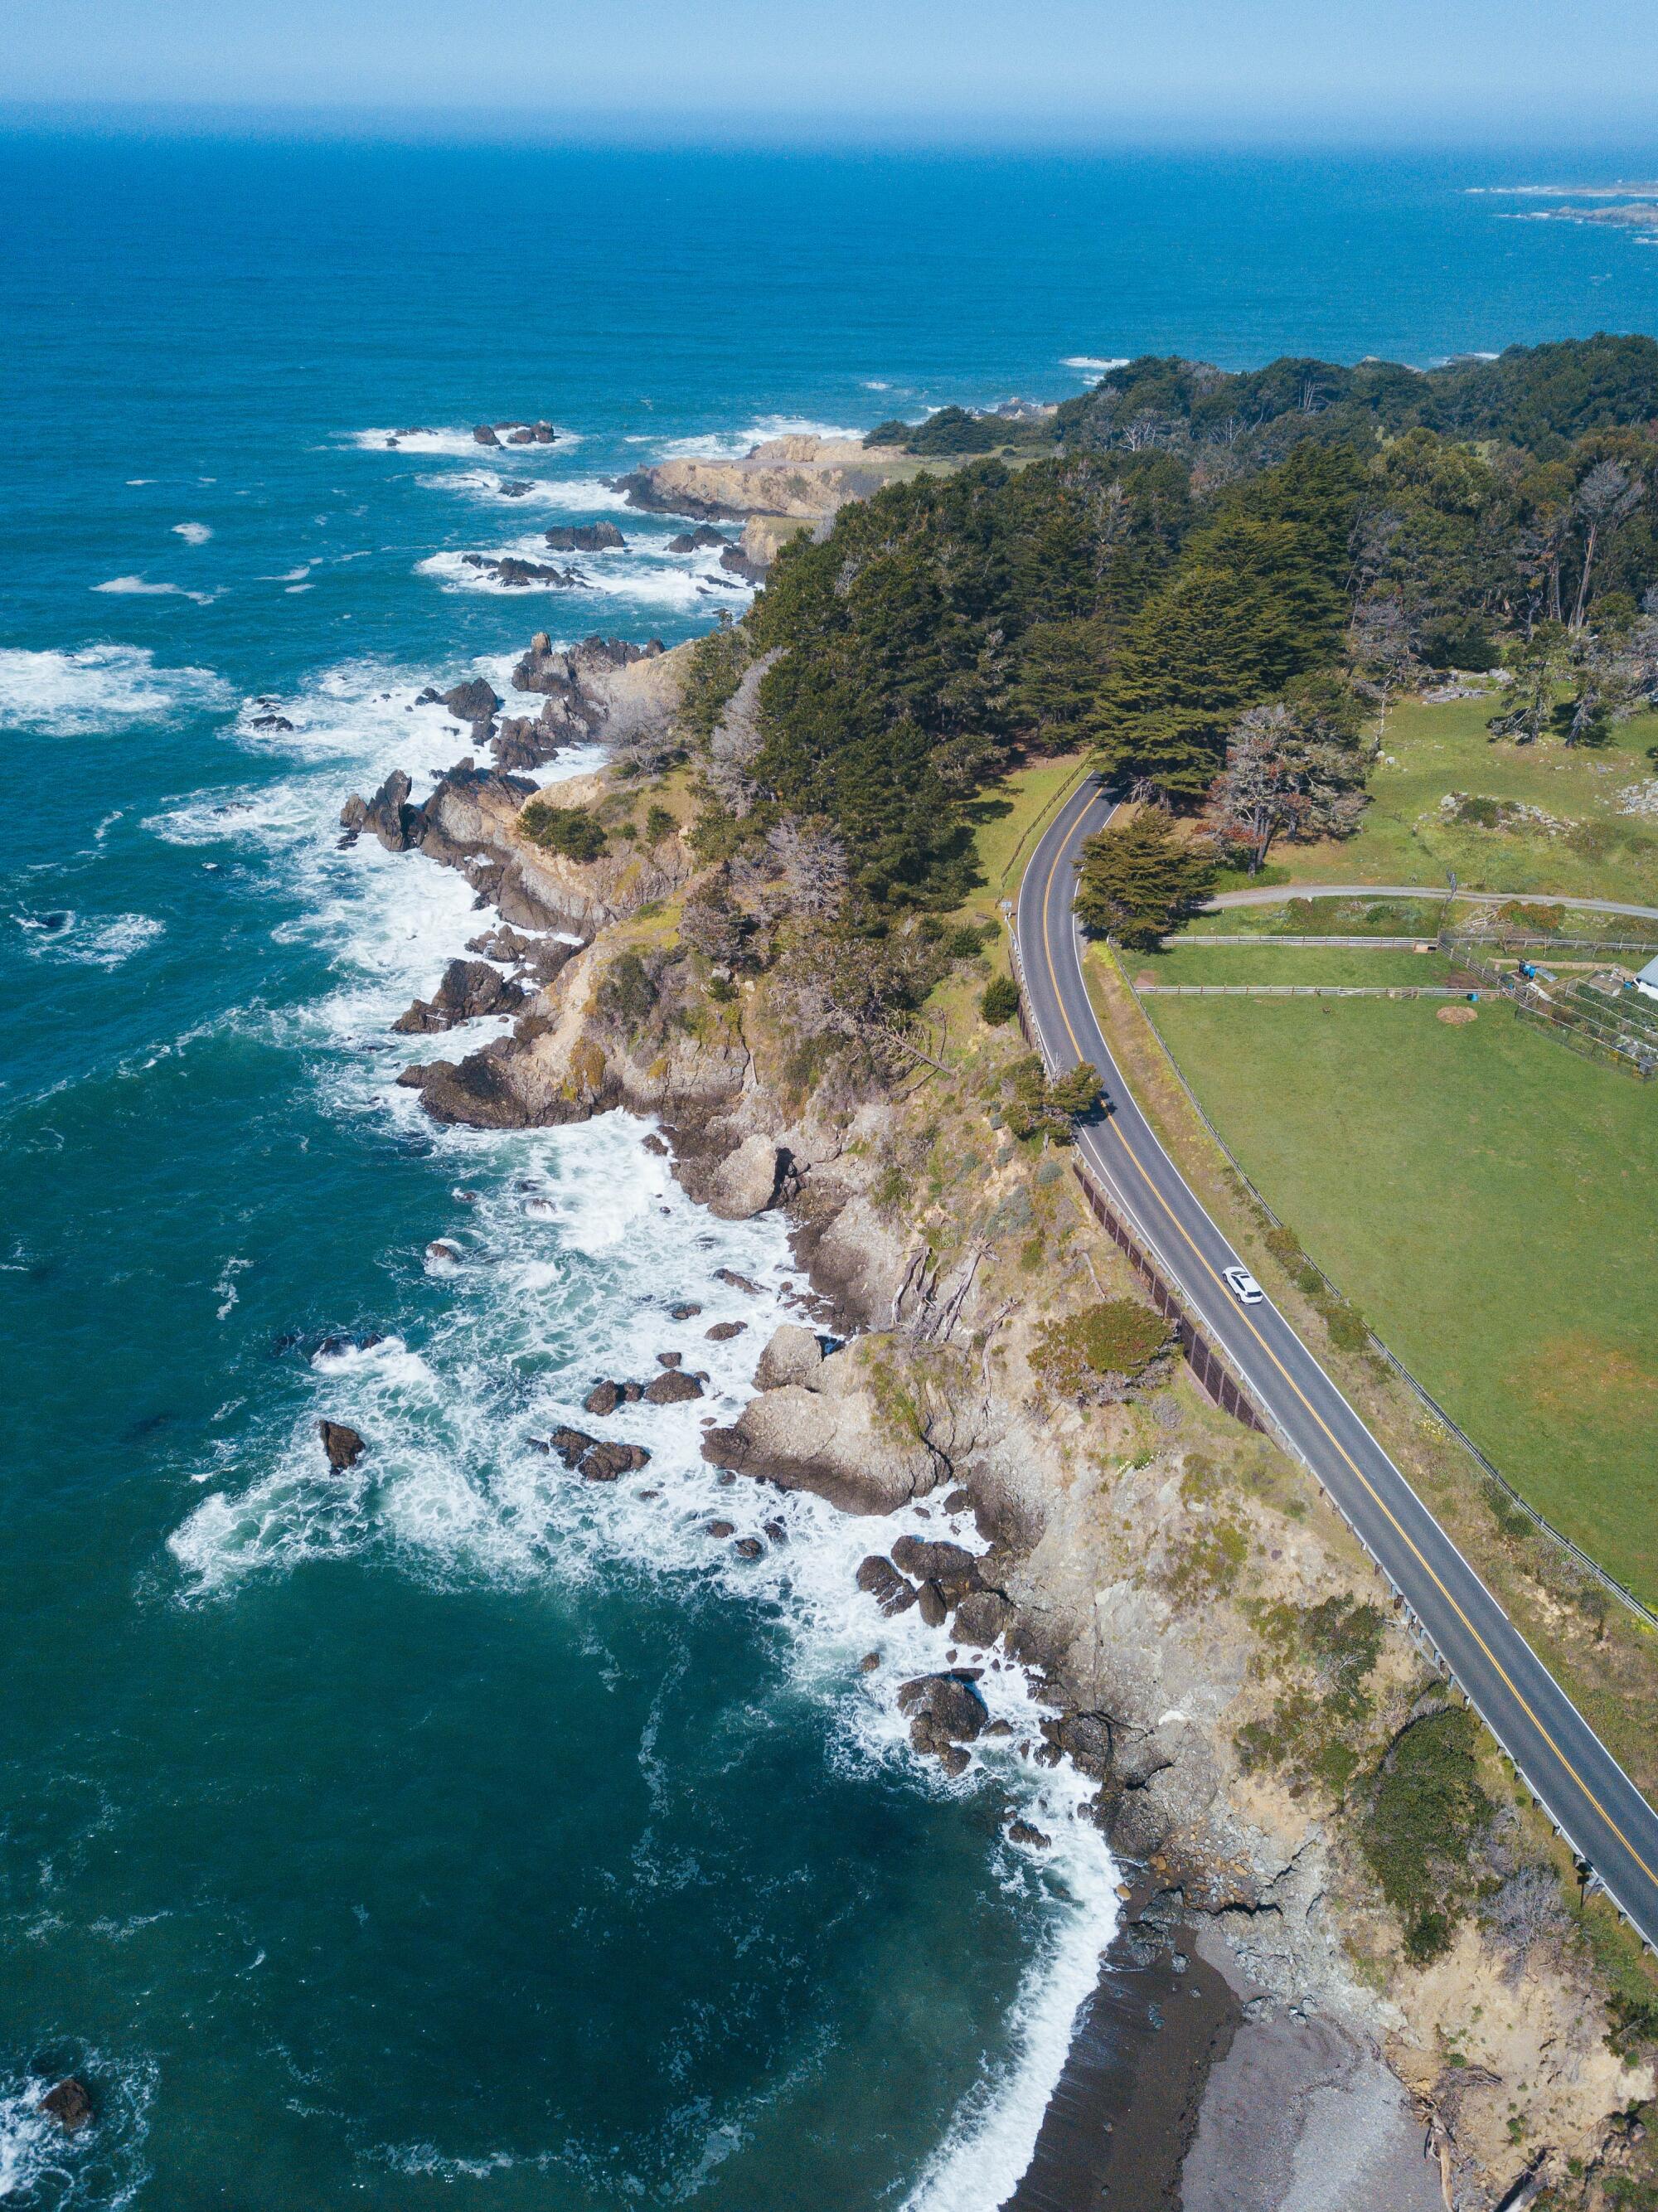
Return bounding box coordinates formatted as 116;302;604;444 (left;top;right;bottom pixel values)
1016;774;1658;1951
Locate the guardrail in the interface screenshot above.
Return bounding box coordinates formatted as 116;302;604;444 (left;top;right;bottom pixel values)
1004;921;1266;1433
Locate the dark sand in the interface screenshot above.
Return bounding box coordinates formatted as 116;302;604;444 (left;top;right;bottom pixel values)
1004;1881;1240;2210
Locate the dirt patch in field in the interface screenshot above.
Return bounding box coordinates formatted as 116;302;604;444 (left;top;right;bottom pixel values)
1437;1005;1478;1025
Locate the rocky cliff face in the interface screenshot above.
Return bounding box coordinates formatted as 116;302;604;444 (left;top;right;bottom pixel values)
611;434;909;560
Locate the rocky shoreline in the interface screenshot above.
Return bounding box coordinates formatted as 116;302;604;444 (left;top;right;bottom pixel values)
331;617;1652;2210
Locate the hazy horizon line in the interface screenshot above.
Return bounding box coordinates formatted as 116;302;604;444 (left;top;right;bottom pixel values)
2;95;1656;161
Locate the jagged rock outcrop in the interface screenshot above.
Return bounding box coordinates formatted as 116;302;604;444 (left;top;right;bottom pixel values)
545;522;625;551
707;1133;792;1220
463;553;581;589
393;958;526;1033
318;1420;366;1472
611;434;896;524
701;1339;964;1514
896;1671;989;1776
753;1323;822;1391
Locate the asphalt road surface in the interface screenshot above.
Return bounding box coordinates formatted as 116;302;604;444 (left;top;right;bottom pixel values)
1015;775;1658;1952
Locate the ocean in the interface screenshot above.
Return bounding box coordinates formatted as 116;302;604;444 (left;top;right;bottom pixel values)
2;133;1656;2210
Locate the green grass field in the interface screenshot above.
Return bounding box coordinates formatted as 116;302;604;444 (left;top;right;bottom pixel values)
1141;989;1658;1603
1132;944;1461;988
1276;694;1658;907
967;750;1087;902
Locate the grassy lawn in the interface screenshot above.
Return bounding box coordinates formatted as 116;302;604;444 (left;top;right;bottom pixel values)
1274;694;1658;907
1131;944;1462;988
967;750;1087;906
1141;991;1658;1604
1185;895;1454;939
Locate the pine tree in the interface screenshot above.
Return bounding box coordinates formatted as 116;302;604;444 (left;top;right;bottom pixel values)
1074;808;1216;950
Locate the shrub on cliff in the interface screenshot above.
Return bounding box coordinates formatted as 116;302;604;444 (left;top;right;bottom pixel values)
520;802;608;861
1357;1705;1492;1962
999;1054;1100;1141
1031;1298;1174;1400
980;974;1020;1026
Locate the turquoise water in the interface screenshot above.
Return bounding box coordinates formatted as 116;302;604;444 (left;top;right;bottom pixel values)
2;136;1656;2210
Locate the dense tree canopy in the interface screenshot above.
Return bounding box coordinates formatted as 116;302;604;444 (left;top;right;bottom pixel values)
678;334;1658;948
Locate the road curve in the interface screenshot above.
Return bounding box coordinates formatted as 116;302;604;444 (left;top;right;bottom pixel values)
1016;774;1658;1951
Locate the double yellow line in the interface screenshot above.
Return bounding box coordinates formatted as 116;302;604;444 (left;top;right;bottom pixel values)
1034;791;1658;1900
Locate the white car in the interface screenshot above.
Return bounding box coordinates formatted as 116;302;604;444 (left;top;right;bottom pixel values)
1223;1264;1265;1307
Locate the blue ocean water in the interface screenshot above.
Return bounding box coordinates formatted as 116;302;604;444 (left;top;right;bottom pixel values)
2;133;1656;2210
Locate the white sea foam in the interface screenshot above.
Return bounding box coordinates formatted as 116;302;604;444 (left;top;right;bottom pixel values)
93;576;216;606
416;540;747;614
172;522;213;545
0;645;230;737
0;2053;158;2209
349;425;583;458
1061;355;1130;371
16;911;165;969
651;415;863;462
414;470;633;513
158;620;1115;2197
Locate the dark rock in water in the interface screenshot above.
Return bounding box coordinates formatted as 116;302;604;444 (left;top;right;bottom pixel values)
667;525;730;552
707;1519;736;1539
393;958;526;1034
251;712;295;732
896;1671;990;1769
705;1320;745;1341
655;1351;682;1370
507;426;536;444
764;1518;788;1544
40;910;72;932
942;1487;972;1514
643;1135;671;1158
733;1536;765;1560
859;1652;881;1673
713;1268;762;1295
642;1369;703;1405
667;1300;701;1320
584;1439;649;1482
720;544;767;585
583;1380;625;1416
318;1420;366;1472
473;424;501;446
463;553;580;589
856;1555;919;1618
499;480;532;497
340;767;423;852
891;1536;982;1593
1006;1819;1051;1849
396;1046;545;1130
547;1425;649;1482
416;686;443;704
38;2079;93;2132
544;522;625;552
425;1239;463;1267
490;714;564;773
442;678;502;726
916;1581;948;1627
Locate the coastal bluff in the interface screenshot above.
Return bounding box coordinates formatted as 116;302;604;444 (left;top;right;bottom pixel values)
612;432;914;571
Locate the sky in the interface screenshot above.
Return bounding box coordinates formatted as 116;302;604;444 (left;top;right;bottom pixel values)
4;0;1658;145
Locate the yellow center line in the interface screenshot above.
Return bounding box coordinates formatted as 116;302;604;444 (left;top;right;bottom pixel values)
1035;790;1658;1893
